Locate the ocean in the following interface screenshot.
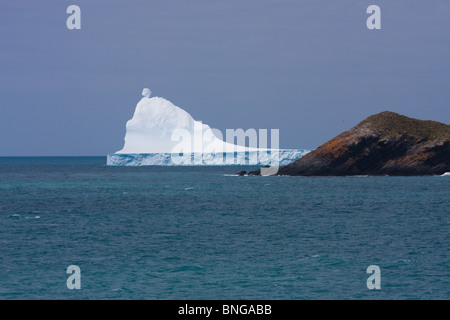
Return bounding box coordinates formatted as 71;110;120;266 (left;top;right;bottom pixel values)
0;157;449;300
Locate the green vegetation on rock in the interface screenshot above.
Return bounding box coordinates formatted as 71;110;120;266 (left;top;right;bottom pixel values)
357;111;450;141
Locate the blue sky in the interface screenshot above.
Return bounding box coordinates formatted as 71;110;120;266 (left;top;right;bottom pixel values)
1;0;449;155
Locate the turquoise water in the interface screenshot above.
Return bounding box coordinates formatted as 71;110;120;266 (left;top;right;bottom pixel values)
0;157;449;300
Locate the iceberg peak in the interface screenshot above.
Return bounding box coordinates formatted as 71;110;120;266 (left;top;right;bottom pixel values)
142;88;151;98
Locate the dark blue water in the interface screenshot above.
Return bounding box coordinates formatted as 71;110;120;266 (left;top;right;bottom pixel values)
0;157;449;299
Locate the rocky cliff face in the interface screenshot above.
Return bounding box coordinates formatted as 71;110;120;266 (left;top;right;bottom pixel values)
271;111;450;176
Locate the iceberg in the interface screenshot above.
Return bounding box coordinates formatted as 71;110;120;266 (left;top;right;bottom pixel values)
107;150;310;166
107;89;311;166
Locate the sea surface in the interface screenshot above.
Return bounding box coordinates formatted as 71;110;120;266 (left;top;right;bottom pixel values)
0;157;449;300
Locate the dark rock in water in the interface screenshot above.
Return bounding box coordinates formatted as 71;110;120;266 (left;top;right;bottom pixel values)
277;111;450;176
248;165;270;176
236;171;247;176
248;169;260;176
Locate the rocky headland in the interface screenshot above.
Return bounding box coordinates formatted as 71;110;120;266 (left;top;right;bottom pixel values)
250;111;450;176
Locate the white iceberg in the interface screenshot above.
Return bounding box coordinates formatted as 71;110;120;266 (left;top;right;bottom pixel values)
441;172;450;176
117;90;252;154
107;89;310;166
